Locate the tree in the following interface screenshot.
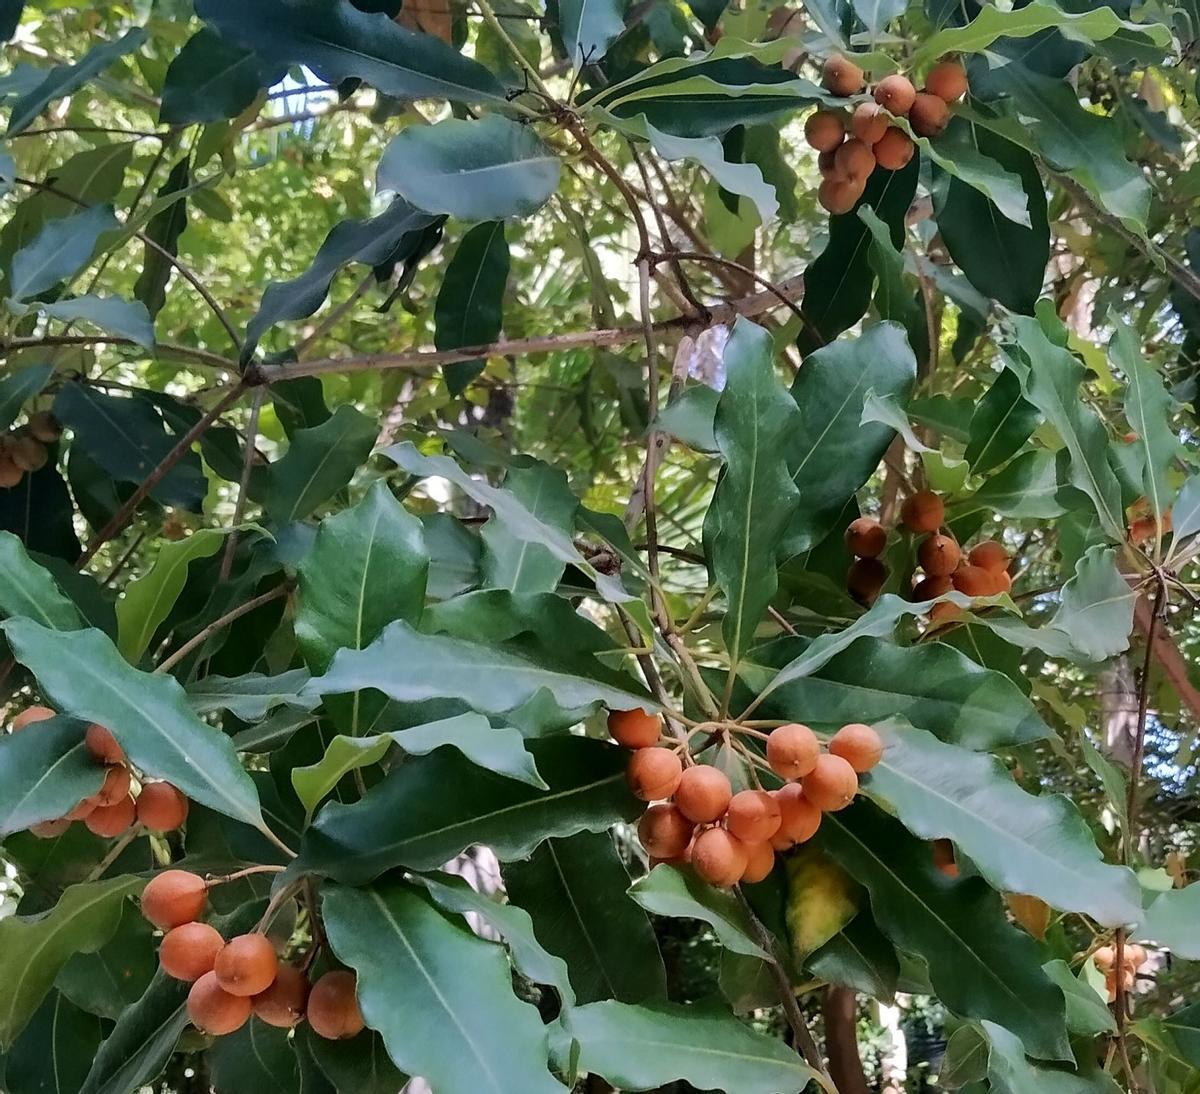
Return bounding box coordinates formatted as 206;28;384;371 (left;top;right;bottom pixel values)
0;0;1197;1091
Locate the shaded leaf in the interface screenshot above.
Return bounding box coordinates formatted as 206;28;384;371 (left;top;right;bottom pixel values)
806;914;900;1001
0;531;85;630
434;221;510;394
561;0;625;67
4;991;105;1094
481;463;578;594
1138;882;1200;958
0;715;105;837
160;27;280;125
208;1020;300;1092
982;1020;1123;1094
1049;546;1136;662
8;204;118;301
55;903;156;1020
186;669;316;721
8;294;155;349
0;363;53;430
133;157;190;320
965;366;1040;474
304;1027;407;1094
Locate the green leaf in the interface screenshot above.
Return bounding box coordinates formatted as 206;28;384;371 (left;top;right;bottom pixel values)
434;221;510;394
864;720;1143;927
1008;316;1125;540
1138;883;1200;958
3;991;105;1094
262;404;377;524
195;0;505;105
6;29;147;136
861;207;924;345
304;1028;407;1094
657;384;719;452
560;0;625;67
781;322;917;556
1111;318;1179;530
133;156;190;321
160;27;280;125
806;914;900;1001
8;204;118;301
981;1020;1123;1094
244;197;434;363
186;669;317;721
860;389;932;453
938;1024;989;1089
306;618;653;716
628;863;769;959
209;1020;301;1092
300;736;640;883
820;802;1070;1061
562;999;822;1093
322;880;567;1093
505;832;666;1004
710;318;800;665
933;125;1048;315
1041;959;1115;1036
0;715;105;837
480;463;578;594
116;528;227;662
1135;1001;1200;1071
0;363;52;430
0;875;142;1047
3;618;265;828
377;115;561;221
851;0;904;37
55;904;156;1020
757;635;1053;750
1171;472;1200;544
53;383;207;510
292;713;546;815
922;115;1031;228
965;450;1068;519
1049;546;1136;662
965;367;1040;474
912;1;1171;66
416;873;576;1006
7;294;155;349
0;531;85;629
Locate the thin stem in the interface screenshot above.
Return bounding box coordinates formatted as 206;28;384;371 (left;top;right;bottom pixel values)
219;387;265;581
101;530;147;587
206;864;286;886
1;335;236;372
474;0;552;98
666;250;809;326
85;828;142;882
256;879;302;931
155;583;291;675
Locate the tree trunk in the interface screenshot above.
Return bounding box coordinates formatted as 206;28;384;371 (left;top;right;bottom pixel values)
823;986;870;1094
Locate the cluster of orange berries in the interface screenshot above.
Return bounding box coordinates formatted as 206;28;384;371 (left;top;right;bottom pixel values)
0;411;58;489
808;56;969;213
1093;942;1148;1002
610;709;882;888
843;490;1012;621
140;869;364;1039
12;705;189;839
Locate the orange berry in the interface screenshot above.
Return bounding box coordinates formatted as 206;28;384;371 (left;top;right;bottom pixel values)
307;970;364;1040
674;765;732;823
160;922;225;981
917;534;960;577
822;54;864;96
804;110;845;153
844;516;886;558
142;870;207;930
94;764;132;806
829;723;883;773
85;724;124;765
1124;944;1147;970
912;574;952;601
607;708;661;749
85;796;136;837
766;723;820;780
63;797;99;821
910;92;950;136
817;149;838;177
0;457;22;489
851;101;889;145
740;841;776;884
10;436;47;472
725;789;782;843
1093;944;1115;970
834;137;876;183
253;964;310;1028
847;557;887;604
926;59;968;102
968;540;1008;573
691;827;749;887
214;933;278;997
773;783;822;845
11;704;55;731
187;971;251;1036
802;754;858;812
952;564;994;597
26;411;62;443
137;782;190;832
637;803;695;859
900;491;944;533
626;748;683;801
30;818;71;838
873;127;915;170
874;73;916;115
932;838;959;877
818;176;863;215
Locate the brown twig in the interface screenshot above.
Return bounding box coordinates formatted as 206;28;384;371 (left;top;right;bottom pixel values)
219;387;265;581
155;582;291;675
1;335;237;372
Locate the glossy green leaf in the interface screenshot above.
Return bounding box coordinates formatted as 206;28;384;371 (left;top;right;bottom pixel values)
628;863;769;959
262;404;376;524
321;880;566;1093
0;531;85;629
860;389;932;453
416;873;576;1005
4;618;265;828
922;115;1031;228
1008;316;1124;539
820;802;1070;1060
1134;1001;1200;1071
435;220;510;394
505;832;666;1004
196;0;505;105
0;715;105;837
55;904;156;1020
981;1020;1123;1094
781;322;917;557
0;875;142;1047
304;1027;407;1094
209;1020;301;1092
864;720;1143;927
116;528;226;662
481;463;578;594
1041;959;1115;1036
851;0;905;37
4;991;105;1094
7;30;147;136
301;736;639;882
965;367;1040;474
563;1000;822;1093
561;0;625;67
861;207;924;345
8;294;155;349
186;668;316;721
710;318;800;665
939;1024;989;1089
292;712;545;815
806;914;900;1001
1049;546;1136;662
8;204;117;301
0;1;23;40
378;115;561;221
133;157;190;321
657;384;719;452
160;27;280;125
0;364;53;430
1138;883;1200;958
964;450;1068;519
758;635;1053;749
